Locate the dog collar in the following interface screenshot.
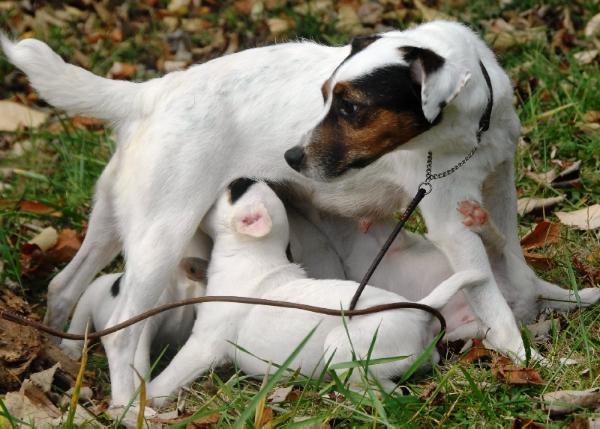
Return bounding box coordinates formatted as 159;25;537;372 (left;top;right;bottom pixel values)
477;60;494;141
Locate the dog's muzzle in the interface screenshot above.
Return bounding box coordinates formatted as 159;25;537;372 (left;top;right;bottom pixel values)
284;145;306;172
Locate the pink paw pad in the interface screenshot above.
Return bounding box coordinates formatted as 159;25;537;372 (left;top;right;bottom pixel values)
457;200;488;227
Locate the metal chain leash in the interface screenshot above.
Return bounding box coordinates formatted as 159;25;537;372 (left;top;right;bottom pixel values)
418;146;479;195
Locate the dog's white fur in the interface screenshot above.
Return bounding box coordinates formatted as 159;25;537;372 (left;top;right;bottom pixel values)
2;21;598;403
147;181;485;405
60;233;210;380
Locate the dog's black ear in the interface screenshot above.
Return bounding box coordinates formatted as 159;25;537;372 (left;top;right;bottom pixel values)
400;46;471;124
180;257;209;282
350;35;380;56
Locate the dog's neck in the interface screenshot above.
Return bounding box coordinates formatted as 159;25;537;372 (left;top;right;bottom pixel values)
207;233;301;294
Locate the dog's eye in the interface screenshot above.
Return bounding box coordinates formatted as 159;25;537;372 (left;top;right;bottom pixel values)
338;99;358;117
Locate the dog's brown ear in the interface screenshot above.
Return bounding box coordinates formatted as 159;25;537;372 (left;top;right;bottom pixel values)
180;257;209;282
400;46;471;123
350;35;380;56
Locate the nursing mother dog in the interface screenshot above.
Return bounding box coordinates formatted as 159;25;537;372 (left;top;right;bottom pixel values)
3;20;597;404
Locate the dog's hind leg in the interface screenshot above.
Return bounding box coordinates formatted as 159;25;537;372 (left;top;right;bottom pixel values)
482;160;599;319
45;158;121;330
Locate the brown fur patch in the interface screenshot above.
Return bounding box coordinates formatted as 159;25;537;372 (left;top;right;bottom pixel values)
307;103;429;177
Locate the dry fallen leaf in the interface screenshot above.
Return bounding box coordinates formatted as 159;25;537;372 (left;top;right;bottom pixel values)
556;205;600;230
28;227;59;252
491;355;545;385
47;229;83;264
571;256;600;283
517;196;565;216
523;251;557;270
526;170;558;187
0;100;48;131
574;49;598;65
268;385;294;403
18;200;60;216
542;388;600;415
585;13;600;38
460;339;494;363
520;221;561;250
107;62;137;79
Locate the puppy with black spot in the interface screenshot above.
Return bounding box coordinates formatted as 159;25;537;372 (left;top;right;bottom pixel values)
147;179;486;405
61;239;209;380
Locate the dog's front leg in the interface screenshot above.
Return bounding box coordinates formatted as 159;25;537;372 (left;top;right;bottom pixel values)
419;184;530;361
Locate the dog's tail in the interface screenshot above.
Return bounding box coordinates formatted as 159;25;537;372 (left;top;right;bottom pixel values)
1;34;147;123
418;270;486;310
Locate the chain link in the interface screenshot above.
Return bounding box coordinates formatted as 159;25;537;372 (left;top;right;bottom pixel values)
418;145;479;195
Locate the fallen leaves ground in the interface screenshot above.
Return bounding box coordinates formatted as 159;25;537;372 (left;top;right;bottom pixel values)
1;0;599;428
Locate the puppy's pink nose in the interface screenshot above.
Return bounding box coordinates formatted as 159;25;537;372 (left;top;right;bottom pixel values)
284;146;306;171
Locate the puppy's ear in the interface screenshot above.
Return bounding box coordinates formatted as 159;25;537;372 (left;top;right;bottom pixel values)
401;47;471;124
233;203;273;238
180;257;209;282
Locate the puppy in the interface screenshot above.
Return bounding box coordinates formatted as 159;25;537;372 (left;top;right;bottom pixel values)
147;179;486;405
60;256;208;380
300;201;599;341
3;21;597;402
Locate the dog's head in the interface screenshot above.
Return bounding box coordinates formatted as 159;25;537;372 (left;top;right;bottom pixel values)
203;178;289;245
285;34;471;180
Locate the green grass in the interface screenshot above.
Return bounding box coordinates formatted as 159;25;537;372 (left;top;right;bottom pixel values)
1;0;599;427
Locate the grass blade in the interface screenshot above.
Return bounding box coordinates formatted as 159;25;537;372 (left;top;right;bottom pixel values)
233;324;320;428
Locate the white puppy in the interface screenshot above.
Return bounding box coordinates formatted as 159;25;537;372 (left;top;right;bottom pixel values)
3;21;597;403
60;257;207;359
147;179;486;404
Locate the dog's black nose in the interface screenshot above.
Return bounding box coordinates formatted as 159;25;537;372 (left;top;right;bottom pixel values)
284;146;306;171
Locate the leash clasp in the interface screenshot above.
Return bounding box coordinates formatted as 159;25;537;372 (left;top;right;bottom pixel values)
418;181;433;195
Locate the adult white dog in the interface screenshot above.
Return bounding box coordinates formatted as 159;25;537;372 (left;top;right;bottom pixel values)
2;20;597;403
147;179;485;405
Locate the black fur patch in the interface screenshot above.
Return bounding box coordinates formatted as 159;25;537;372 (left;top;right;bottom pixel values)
110;275;122;297
228;178;257;203
352;64;425;115
401;46;445;75
350;35;380;56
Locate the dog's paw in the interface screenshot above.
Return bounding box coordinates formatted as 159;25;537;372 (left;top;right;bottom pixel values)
457;200;488;229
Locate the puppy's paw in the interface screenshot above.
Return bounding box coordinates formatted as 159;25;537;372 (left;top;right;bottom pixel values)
457;200;488;229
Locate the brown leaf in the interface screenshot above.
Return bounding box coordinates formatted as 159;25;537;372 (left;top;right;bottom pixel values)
72;115;105;130
20;242;46;276
18;200;58;215
0;100;48;131
523;251;557;270
110;28;123;43
107;62;137;79
584;111;600;123
189;412;222;428
520;221;561;250
460;339;494;363
47;229;83;264
257;407;273;428
510;417;546;429
556;205;600;230
491;356;544;385
572;256;600;283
